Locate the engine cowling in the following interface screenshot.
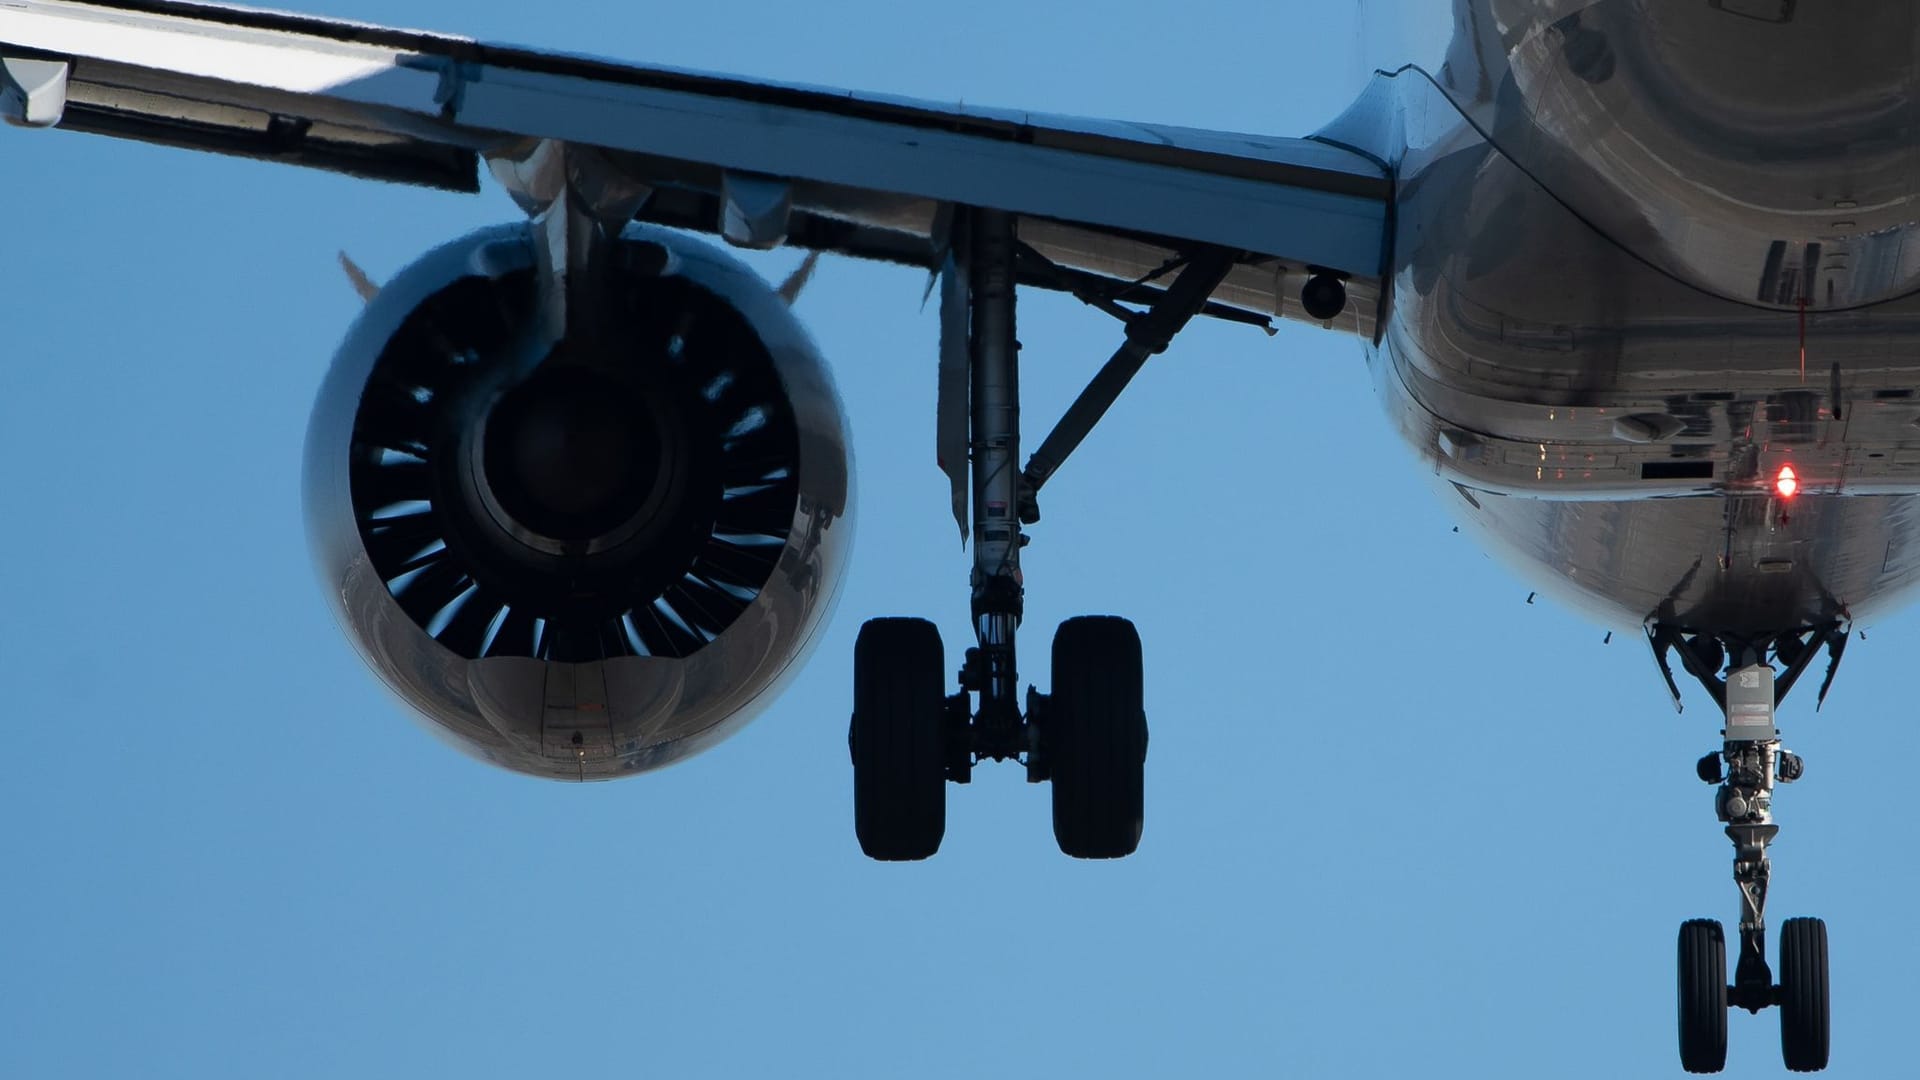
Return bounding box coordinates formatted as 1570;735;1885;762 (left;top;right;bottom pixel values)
305;223;851;779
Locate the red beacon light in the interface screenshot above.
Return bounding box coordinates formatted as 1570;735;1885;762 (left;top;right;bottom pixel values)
1776;464;1799;499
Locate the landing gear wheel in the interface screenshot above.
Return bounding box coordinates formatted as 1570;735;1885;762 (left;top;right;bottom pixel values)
1677;919;1728;1074
1779;917;1830;1072
850;618;947;861
1048;616;1147;859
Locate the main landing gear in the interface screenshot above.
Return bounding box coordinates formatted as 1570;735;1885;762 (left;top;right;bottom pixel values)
849;208;1232;861
1651;625;1846;1073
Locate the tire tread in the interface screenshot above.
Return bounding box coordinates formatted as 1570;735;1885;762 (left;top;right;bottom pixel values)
1779;916;1830;1073
1678;918;1728;1074
850;618;946;861
1049;615;1146;859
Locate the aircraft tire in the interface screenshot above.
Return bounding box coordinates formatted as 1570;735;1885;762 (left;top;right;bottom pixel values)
850;617;947;861
1677;918;1728;1074
1048;616;1147;859
1779;917;1830;1072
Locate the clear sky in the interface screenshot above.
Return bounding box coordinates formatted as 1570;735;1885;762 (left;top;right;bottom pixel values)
1;2;1910;1077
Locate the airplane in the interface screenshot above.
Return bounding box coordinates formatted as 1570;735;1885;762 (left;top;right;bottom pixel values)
1;0;1896;1070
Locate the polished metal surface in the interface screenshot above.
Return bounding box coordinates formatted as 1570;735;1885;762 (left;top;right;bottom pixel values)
1434;0;1920;311
304;223;851;779
1318;8;1920;636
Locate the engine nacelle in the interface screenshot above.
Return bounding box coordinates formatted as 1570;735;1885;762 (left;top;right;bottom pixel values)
305;223;851;779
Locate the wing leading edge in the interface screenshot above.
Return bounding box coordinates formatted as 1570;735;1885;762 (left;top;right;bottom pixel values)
0;0;1391;332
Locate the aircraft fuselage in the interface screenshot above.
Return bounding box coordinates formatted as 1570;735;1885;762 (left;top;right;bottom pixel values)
1339;0;1920;639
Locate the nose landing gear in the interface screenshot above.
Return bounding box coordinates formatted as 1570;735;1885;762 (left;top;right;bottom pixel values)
1670;655;1831;1073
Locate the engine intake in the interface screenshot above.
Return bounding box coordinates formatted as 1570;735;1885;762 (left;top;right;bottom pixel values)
305;224;850;778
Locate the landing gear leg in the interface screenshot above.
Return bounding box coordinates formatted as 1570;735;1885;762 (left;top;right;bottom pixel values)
962;208;1028;767
957;210;1152;857
1676;656;1828;1073
850;209;1230;859
848;209;1031;859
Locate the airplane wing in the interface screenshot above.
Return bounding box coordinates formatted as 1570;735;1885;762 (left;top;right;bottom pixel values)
0;0;1391;335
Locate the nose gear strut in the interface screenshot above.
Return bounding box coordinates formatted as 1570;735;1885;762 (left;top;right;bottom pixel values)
1652;627;1837;1074
1713;662;1796;1016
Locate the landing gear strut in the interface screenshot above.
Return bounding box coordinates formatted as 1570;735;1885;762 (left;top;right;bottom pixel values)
849;208;1230;860
1653;627;1838;1074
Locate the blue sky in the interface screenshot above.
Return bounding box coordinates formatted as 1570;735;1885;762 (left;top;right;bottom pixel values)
1;2;1910;1076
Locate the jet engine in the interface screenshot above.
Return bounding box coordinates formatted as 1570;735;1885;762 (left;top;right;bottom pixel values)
304;223;851;779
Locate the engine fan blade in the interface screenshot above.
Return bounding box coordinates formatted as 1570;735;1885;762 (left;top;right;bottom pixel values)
354;460;435;514
632;600;706;657
694;535;779;588
391;559;471;628
362;513;444;575
669;573;751;628
486;607;538;658
615;279;696;365
714;483;796;537
434;586;503;657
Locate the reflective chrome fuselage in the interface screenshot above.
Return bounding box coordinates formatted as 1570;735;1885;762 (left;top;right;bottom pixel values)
1336;0;1920;635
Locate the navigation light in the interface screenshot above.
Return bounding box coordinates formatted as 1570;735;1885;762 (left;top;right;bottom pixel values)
1776;465;1799;499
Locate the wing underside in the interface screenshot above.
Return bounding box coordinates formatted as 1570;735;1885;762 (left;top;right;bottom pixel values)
0;0;1390;332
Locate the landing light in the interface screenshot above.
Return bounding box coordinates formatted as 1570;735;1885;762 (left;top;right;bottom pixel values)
1776;465;1799;499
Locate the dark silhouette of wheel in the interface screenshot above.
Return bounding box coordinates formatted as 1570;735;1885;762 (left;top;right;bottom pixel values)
1678;918;1728;1074
1048;616;1147;859
1779;917;1830;1072
850;617;947;860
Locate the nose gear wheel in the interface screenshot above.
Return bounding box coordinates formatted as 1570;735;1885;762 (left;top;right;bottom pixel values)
1677;919;1728;1074
1779;917;1830;1072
